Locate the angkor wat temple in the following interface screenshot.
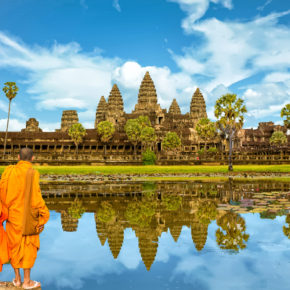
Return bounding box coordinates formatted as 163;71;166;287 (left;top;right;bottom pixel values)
0;72;289;164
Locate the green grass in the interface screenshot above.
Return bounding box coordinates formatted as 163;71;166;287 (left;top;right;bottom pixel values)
135;176;290;182
0;164;289;175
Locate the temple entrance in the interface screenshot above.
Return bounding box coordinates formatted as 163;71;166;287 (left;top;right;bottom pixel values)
157;142;161;152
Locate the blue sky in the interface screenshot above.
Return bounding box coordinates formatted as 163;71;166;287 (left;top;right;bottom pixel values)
0;0;289;130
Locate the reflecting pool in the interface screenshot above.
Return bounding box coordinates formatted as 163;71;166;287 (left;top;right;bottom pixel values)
1;179;290;290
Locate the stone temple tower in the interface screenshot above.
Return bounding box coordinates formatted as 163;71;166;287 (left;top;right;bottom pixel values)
106;84;125;127
133;72;162;114
190;88;207;122
57;110;79;132
95;96;108;128
169;98;181;115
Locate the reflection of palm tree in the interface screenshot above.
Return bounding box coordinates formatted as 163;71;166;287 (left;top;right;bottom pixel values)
283;214;290;239
216;211;249;251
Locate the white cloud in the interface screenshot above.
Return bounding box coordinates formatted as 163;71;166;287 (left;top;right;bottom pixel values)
168;0;233;32
113;0;121;12
257;0;272;11
170;9;290;127
0;118;24;131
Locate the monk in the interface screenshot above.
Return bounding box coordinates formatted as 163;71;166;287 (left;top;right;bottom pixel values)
0;148;50;289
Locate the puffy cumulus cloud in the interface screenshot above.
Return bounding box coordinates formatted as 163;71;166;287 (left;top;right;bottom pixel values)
242;73;290;121
175;10;290;88
0;31;120;113
0;118;24;131
170;8;290;125
168;0;233;32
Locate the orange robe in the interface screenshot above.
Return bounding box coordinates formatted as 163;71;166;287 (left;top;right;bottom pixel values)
0;161;50;270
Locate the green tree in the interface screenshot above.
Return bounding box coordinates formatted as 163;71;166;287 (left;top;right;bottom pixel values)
270;130;287;147
2;82;18;157
68;123;86;158
124;119;142;154
281;104;290;130
97;121;115;155
124;116;152;154
137;115;151;128
140;126;156;150
195;118;217;154
216;211;249;251
142;149;156;165
162;132;181;152
270;130;287;159
215;94;247;171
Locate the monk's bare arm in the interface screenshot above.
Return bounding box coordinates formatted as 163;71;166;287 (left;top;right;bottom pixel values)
32;170;50;226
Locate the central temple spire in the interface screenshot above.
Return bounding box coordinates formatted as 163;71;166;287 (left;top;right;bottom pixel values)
133;71;162;114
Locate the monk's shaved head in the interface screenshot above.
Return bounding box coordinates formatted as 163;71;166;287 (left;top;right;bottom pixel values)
19;148;34;161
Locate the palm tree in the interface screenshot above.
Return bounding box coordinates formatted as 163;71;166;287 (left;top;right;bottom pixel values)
2;82;18;157
215;93;247;171
281;104;290;135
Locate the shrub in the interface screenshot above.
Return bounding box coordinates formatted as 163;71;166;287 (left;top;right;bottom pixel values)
142;149;156;165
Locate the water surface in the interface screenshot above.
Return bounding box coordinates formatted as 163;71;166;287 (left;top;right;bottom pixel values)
1;180;290;290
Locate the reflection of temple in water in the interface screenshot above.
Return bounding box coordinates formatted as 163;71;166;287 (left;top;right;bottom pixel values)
45;180;290;270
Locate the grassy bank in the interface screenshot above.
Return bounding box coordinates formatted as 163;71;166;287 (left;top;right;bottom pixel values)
0;165;289;175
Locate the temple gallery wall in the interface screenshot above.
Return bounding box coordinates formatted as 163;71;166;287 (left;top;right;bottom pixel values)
0;72;289;165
